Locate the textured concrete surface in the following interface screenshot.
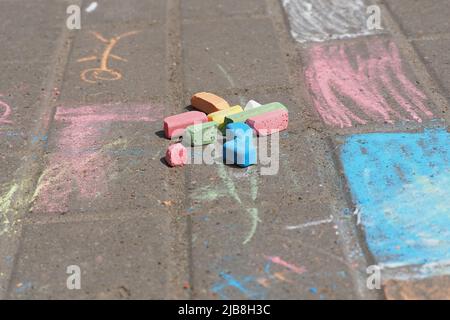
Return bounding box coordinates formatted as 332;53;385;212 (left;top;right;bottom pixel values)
0;0;449;300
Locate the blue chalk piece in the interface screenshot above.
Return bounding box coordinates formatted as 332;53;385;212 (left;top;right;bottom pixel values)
225;122;254;140
223;137;256;168
340;128;450;270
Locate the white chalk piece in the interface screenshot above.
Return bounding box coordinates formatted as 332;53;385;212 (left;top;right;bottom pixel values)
244;100;262;111
85;2;98;13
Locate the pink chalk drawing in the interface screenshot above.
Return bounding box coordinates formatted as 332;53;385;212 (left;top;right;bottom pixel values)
264;255;307;275
305;39;434;128
31;104;163;213
0;96;13;124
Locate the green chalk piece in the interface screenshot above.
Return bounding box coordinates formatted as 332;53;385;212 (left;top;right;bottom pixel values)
224;102;287;127
185;121;218;146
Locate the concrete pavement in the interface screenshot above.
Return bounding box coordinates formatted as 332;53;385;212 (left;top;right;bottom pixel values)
0;0;449;299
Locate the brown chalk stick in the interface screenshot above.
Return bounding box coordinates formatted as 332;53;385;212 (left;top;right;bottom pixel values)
191;92;230;114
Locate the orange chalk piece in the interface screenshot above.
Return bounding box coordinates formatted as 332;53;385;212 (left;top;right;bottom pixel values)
191;92;230;114
163;111;208;139
246;109;288;136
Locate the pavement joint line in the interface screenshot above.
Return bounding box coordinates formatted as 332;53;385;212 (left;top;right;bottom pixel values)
19;209;167;226
181;14;269;25
1;0;83;299
323;135;384;300
265;0;382;299
166;0;192;299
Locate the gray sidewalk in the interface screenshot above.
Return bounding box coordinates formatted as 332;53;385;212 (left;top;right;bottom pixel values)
0;0;449;299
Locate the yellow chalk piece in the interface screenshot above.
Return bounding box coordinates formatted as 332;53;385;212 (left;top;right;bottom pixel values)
208;105;243;125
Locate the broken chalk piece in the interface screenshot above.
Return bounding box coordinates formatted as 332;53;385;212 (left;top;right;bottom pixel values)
246;108;288;136
185;121;218;146
191;92;230;114
165;143;187;167
223;137;257;168
224;102;287;127
164;111;208;139
244;100;262;111
225;122;254;141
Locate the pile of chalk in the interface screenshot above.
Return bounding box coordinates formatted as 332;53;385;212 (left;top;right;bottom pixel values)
163;92;288;167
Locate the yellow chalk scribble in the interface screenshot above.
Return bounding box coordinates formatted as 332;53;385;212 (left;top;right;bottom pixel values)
77;31;140;83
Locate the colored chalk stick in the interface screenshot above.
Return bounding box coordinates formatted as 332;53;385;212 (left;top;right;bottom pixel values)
225;122;254;141
223;137;256;168
165;143;187;167
224;102;287;127
163;111;208;139
191;92;230;114
246;108;288;136
244;100;262;111
185;121;218;146
208;105;243;130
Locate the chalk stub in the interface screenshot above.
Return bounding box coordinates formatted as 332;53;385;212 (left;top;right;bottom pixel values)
244;100;262;111
185;121;218;146
165;143;187;167
191;92;230;114
246;109;289;136
163;111;208;139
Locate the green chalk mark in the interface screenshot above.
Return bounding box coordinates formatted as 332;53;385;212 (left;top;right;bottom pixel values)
192;186;220;202
217;162;242;204
243;207;261;245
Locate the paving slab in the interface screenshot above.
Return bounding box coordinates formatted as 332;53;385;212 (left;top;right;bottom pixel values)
385;0;450;37
8;216;171;299
182;18;289;94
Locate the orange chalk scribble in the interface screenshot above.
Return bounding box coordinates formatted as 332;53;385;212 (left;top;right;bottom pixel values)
77;31;140;84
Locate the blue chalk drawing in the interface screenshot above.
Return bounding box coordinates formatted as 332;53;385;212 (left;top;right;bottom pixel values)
340;128;450;269
211;272;266;300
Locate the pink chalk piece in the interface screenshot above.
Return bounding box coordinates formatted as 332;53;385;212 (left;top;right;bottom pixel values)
246;109;288;136
165;143;187;167
305;39;434;128
163;111;208;139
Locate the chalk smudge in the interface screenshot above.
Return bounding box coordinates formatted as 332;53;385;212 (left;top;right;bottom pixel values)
305;39;433;128
211;272;266;300
0;177;34;236
341;128;450;275
85;2;98;13
31;104;162;213
0;96;13;124
286;216;334;230
264;255;307;274
282;0;381;43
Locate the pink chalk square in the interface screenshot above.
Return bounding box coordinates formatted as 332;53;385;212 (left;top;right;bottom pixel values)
304;38;435;128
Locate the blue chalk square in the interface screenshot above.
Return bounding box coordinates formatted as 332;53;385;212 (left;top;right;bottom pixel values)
340;129;450;269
